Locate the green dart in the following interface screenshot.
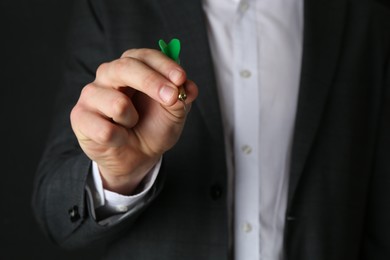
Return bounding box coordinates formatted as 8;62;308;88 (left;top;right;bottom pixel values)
158;38;187;101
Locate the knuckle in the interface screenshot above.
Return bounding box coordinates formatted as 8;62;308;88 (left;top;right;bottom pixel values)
121;48;138;58
69;105;85;131
113;58;132;78
125;48;159;60
80;83;95;98
69;106;80;123
96;62;109;79
137;48;156;57
95;125;116;144
112;96;131;117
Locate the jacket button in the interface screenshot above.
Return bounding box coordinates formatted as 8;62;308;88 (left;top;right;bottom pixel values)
210;184;223;200
68;205;80;222
286;215;297;221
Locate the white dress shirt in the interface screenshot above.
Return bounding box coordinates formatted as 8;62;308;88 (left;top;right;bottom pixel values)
88;0;303;259
203;0;303;259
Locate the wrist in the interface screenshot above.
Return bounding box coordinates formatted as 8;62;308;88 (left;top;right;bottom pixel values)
98;158;159;195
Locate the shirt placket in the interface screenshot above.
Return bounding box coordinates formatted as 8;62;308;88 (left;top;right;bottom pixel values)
233;0;261;259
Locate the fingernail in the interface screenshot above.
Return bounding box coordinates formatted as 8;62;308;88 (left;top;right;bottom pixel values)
169;69;183;84
159;85;175;104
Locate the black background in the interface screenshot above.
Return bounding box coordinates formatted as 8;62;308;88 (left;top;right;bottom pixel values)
1;1;100;259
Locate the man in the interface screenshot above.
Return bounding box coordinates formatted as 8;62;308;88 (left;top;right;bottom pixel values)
32;0;390;259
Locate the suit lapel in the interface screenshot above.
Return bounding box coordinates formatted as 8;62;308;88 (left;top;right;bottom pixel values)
156;0;225;144
287;0;348;208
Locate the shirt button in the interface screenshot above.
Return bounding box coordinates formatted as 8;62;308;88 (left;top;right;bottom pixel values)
243;222;252;233
239;1;250;12
239;69;252;78
116;205;128;212
241;145;252;154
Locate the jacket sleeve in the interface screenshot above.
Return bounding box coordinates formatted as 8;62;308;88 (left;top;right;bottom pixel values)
361;6;390;258
31;0;165;249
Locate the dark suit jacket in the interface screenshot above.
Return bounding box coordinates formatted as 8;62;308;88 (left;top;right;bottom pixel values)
32;0;390;259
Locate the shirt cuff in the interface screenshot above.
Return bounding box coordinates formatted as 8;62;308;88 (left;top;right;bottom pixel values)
88;157;161;215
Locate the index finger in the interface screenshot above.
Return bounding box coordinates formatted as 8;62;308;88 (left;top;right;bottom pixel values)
95;49;185;106
121;48;187;86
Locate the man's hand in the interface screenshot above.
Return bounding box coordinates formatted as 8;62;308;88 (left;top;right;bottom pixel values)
70;48;198;195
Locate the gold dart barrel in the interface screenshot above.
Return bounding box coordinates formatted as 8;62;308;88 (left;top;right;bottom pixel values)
178;85;187;101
